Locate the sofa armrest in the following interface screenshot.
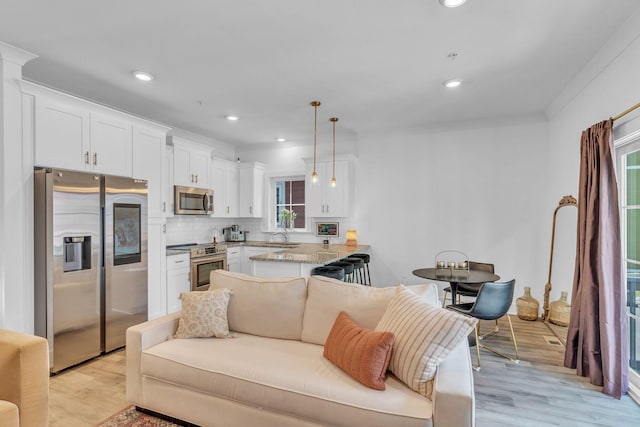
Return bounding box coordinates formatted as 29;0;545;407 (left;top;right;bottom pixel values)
0;400;19;427
0;330;49;427
432;339;475;427
126;312;181;405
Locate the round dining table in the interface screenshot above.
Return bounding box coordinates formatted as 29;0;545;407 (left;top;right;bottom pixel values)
412;267;500;305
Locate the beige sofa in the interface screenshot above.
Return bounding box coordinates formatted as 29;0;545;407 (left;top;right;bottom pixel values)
127;271;475;427
0;329;49;427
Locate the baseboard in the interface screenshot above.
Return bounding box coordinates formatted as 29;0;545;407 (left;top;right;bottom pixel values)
629;381;640;405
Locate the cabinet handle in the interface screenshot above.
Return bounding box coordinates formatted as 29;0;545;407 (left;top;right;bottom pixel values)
175;260;185;264
326;205;329;213
93;152;97;166
226;206;229;214
249;206;253;214
162;224;166;233
195;174;198;183
85;151;90;165
191;174;194;183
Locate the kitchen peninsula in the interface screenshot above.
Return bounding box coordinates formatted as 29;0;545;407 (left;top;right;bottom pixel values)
248;242;370;278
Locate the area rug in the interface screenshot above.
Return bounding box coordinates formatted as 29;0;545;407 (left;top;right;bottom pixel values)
97;405;183;427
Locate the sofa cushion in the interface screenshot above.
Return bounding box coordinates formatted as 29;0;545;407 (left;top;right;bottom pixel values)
375;286;477;399
174;289;233;339
301;276;439;345
209;270;307;340
323;311;395;390
141;333;432;427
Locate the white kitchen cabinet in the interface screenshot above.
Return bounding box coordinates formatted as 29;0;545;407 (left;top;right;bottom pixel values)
172;137;211;188
226;245;243;273
305;158;351;217
132;125;169;218
148;218;167;320
166;252;190;314
34;96;90;170
90;113;133;176
242;246;280;275
164;145;175;217
238;162;265;217
211;158;238;217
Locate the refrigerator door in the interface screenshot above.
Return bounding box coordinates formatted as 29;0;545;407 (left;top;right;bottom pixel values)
35;169;102;372
103;175;148;352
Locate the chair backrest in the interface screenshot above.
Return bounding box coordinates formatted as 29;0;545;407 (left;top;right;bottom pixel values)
468;261;494;274
468;279;515;320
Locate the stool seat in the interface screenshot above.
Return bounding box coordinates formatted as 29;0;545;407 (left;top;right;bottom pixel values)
350;253;370;263
328;261;355;282
311;265;345;281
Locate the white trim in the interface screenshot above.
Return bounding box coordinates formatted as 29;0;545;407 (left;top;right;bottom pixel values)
629;370;640;404
615;128;640;149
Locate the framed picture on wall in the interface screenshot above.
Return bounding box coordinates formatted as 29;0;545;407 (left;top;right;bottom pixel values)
316;222;339;237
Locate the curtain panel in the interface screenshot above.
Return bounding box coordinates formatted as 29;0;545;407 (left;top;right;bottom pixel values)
564;119;629;398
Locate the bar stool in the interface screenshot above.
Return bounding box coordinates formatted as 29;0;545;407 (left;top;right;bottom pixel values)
350;253;371;286
328;261;355;283
343;257;366;285
311;265;345;281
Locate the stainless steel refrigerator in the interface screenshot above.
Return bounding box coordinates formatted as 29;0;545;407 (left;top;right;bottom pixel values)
34;168;148;373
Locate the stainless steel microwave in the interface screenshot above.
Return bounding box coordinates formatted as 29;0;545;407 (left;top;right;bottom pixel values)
174;186;214;215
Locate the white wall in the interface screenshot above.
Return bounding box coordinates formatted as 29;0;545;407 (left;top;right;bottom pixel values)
545;7;640;303
354;120;550;305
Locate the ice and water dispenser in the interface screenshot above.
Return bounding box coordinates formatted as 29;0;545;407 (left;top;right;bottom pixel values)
63;236;91;272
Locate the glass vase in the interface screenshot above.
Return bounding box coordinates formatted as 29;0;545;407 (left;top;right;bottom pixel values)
549;291;571;327
516;286;539;321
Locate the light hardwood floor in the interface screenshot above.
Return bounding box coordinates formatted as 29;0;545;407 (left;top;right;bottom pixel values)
49;317;640;426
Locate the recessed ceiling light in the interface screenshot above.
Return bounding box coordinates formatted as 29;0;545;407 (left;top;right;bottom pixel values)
225;115;239;121
439;0;467;8
132;71;154;82
276;138;287;142
443;79;463;88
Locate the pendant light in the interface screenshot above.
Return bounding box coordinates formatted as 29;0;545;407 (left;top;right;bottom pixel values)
329;117;338;187
310;101;321;183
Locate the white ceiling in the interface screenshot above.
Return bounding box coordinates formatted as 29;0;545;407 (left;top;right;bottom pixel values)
1;0;638;147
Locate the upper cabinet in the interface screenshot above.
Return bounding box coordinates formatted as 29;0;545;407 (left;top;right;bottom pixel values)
211;158;238;217
172;137;211;189
90;113;133;176
25;81;168;179
132;125;170;218
304;157;353;217
238;162;265;218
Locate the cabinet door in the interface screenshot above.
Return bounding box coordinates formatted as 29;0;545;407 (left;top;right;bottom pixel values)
90;113;132;176
165;146;175;217
190;151;210;188
166;255;190;314
210;162;226;217
34;97;89;170
133;126;165;217
324;160;349;217
238;165;264;217
226;246;243;273
147;219;167;320
172;145;191;186
226;165;239;217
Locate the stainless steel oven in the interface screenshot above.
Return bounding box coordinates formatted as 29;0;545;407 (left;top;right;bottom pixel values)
191;253;227;291
167;243;227;291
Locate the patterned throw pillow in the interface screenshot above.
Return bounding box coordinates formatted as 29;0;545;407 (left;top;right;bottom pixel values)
375;286;476;398
174;288;233;339
323;311;395;390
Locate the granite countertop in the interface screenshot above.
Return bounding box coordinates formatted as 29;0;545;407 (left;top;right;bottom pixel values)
250;243;370;264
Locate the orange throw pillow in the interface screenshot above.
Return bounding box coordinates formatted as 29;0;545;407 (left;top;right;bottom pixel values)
323;311;395;390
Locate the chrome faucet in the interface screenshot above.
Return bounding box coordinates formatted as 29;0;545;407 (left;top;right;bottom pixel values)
269;231;288;243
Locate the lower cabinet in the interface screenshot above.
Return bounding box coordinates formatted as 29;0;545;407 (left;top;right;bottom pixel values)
226;246;243;273
242;247;281;275
166;253;190;314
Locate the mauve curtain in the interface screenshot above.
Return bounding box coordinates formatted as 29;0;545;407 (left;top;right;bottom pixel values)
564;119;629;398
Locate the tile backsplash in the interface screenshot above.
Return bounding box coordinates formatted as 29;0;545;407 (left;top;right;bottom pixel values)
165;216;355;246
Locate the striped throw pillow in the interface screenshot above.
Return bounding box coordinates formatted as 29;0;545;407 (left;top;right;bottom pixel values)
375;286;476;398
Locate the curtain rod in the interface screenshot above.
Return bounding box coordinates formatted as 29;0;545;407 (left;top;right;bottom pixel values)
612;101;640;121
